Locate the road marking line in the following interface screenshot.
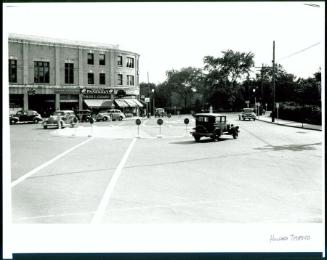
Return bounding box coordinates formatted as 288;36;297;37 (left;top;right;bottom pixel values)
11;138;94;188
91;137;137;224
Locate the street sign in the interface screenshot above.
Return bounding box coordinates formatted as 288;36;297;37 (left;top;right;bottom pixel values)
144;97;150;103
135;119;141;125
276;103;279;108
184;118;189;125
157;119;163;125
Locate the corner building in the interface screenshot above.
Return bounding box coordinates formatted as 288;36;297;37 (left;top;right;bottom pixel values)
8;34;142;116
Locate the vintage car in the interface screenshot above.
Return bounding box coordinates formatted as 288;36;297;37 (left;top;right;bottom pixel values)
9;110;43;125
155;108;167;117
191;113;239;142
43;110;78;129
106;109;125;121
96;112;111;121
75;109;92;122
239;108;256;121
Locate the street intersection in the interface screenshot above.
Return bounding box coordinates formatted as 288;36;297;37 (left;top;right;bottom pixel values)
10;114;323;224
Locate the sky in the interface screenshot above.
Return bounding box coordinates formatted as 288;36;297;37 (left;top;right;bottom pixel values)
3;2;325;84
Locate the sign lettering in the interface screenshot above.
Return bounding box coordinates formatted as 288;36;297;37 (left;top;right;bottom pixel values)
81;88;114;94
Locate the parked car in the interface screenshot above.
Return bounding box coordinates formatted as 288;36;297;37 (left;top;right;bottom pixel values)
191;113;239;142
75;109;92;122
155;108;167;117
106;109;125;121
9;110;43;125
96;112;111;121
43;110;78;129
239;108;256;121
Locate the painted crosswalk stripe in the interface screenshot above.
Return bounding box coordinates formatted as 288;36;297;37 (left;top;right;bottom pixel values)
11;138;94;188
91;137;137;224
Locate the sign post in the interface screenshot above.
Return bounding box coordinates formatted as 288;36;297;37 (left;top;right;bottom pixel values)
135;119;141;138
88;117;94;137
157;118;163;138
245;100;250;108
184;118;190;135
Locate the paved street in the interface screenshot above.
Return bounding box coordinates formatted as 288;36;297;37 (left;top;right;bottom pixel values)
10;114;322;223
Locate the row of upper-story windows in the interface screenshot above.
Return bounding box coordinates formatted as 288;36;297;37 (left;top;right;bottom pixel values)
117;55;134;68
9;59;136;85
88;73;134;86
87;53;135;68
87;53;106;65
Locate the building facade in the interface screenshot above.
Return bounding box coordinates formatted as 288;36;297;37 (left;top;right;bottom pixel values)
8;34;142;116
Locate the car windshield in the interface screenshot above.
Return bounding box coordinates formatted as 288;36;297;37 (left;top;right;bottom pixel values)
243;108;254;113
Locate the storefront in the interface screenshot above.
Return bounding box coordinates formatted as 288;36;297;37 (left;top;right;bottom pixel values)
114;98;143;116
81;88;114;113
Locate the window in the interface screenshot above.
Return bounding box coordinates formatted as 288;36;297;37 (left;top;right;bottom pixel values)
65;63;74;84
99;73;106;84
197;116;209;122
99;54;105;65
117;74;123;85
9;59;17;83
126;57;134;68
127;75;134;86
117;56;123;66
34;61;49;83
88;53;94;65
88;73;94;84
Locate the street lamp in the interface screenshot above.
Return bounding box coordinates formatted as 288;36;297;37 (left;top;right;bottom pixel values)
151;88;155;116
253;88;257;115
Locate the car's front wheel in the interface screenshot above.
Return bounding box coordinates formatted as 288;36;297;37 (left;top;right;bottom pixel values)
43;125;47;129
119;116;123;121
33;118;39;124
10;119;16;125
103;117;108;121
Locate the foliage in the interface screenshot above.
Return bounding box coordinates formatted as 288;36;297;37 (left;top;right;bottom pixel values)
277;103;321;125
140;51;321;115
203;50;255;110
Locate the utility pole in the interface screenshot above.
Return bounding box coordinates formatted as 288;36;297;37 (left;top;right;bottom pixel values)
272;41;276;122
261;63;264;103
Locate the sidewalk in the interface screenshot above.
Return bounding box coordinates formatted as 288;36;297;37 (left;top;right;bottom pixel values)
256;112;322;131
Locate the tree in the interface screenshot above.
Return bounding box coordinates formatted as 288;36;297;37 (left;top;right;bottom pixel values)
165;67;204;112
203;50;255;110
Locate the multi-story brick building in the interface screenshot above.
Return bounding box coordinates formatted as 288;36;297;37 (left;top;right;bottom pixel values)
8;34;142;116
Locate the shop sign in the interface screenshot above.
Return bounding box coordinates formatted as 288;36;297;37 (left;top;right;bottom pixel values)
83;94;112;99
81;88;114;94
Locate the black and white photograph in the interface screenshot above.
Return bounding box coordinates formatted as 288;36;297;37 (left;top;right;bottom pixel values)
3;1;325;258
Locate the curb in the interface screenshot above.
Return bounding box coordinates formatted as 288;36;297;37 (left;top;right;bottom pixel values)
256;118;322;131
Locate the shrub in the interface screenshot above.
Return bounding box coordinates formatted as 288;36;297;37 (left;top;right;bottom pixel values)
276;103;321;125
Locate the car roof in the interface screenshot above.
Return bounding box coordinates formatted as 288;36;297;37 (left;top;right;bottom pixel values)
194;113;223;117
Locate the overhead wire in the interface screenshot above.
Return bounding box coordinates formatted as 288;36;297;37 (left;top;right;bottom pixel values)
278;41;321;61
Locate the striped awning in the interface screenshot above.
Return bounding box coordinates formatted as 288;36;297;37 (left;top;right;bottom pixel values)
114;99;129;108
123;99;138;107
133;99;144;107
115;99;143;108
84;99;113;108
